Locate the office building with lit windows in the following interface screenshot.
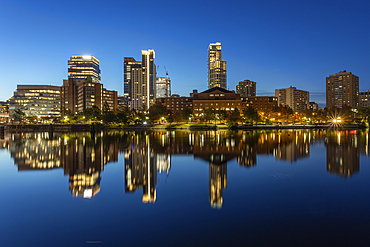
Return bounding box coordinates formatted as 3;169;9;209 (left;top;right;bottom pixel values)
61;77;117;114
208;42;227;90
9;85;61;120
359;90;370;108
275;86;309;113
236;79;256;97
326;70;359;108
0;101;9;123
61;55;117;115
124;49;156;110
156;77;171;98
68;55;101;83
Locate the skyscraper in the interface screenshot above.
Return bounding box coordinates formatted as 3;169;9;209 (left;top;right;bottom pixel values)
208;42;226;89
236;79;256;97
68;55;101;83
326;70;359;108
156;77;171;98
61;55;117;115
124;49;156;110
275;86;309;113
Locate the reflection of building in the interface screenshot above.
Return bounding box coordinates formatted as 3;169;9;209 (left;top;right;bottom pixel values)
156;77;171;98
326;132;359;177
275;131;310;162
208;42;227;89
124;135;157;203
8;133;61;170
209;164;227;209
236;80;256;97
9;85;61;120
275;86;309;113
124;49;156;110
326;70;359;108
8;132;119;198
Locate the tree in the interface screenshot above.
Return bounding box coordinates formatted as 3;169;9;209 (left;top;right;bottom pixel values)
115;105;131;125
149;103;168;123
204;107;215;124
226;109;241;127
12;109;26;123
102;101;115;124
217;109;227;124
182;108;193;123
243;107;259;125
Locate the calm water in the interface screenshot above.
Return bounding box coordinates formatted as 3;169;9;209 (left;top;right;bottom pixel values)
0;129;370;247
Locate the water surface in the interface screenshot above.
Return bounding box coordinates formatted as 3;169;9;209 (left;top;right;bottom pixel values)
0;129;369;246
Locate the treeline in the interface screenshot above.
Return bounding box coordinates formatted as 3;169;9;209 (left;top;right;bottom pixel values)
11;101;370;126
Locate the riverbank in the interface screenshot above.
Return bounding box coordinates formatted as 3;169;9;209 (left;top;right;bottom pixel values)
3;123;367;132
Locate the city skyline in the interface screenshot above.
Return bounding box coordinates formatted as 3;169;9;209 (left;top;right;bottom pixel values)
1;0;370;107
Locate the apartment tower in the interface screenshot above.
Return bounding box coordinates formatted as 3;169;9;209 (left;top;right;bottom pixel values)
236;80;256;97
124;49;156;110
326;70;359;108
275;86;309;113
208;42;227;89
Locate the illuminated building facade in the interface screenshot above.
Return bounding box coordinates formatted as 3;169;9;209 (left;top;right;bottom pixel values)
241;96;278;111
359;90;370;107
326;70;359;108
208;42;227;89
62;55;117;114
9;85;61;120
236;80;256;97
68;55;101;83
124;49;156;110
308;102;319;111
156;77;171;98
156;94;192;114
0;101;9;123
275;86;309;113
156;87;277;117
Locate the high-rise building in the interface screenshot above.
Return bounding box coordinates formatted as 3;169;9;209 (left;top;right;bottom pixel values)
68;55;101;83
275;86;309;113
124;49;156;110
208;42;226;89
326;70;359;108
236;80;256;97
62;55;117;114
359;90;370;107
9;85;61;121
61;77;117;114
156;77;171;98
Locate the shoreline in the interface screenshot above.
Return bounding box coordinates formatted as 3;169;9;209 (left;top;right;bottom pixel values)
2;123;367;132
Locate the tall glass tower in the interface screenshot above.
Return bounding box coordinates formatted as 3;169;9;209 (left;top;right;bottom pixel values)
123;49;156;110
68;55;101;83
208;42;227;89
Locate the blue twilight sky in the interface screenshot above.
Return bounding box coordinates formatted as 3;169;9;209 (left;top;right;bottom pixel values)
0;0;369;107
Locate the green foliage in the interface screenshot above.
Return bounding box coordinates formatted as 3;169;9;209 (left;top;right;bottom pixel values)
149;103;168;122
243;107;259;125
13;109;26;123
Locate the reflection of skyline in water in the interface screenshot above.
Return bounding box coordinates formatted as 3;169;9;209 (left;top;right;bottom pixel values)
2;129;370;206
5;132;124;198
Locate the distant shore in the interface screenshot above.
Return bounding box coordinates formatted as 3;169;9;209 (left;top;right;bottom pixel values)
2;123;367;132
